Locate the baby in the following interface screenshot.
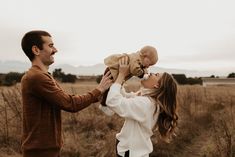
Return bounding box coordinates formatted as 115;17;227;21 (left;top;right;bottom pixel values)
100;45;158;116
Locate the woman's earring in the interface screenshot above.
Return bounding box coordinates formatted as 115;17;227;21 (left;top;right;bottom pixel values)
154;84;159;89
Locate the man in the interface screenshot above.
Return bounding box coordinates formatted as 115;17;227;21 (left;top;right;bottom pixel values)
20;30;112;157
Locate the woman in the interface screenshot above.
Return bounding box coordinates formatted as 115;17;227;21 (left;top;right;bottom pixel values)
106;57;178;157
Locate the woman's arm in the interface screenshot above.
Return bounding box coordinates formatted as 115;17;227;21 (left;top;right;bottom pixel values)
116;56;140;98
106;83;151;122
106;56;151;122
120;87;137;98
115;55;129;84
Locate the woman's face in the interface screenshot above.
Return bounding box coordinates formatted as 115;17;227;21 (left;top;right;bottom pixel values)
141;73;163;89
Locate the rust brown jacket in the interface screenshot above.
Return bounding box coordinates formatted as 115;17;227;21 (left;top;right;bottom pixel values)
21;65;101;156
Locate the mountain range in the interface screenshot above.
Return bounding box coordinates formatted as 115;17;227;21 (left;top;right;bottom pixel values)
0;60;225;77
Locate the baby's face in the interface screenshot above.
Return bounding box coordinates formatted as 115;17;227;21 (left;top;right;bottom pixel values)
141;51;158;68
142;57;152;68
140;46;158;68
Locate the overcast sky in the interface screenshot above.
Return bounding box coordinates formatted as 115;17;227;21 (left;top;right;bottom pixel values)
0;0;234;75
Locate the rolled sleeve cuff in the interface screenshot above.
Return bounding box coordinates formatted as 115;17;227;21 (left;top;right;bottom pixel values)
91;88;102;102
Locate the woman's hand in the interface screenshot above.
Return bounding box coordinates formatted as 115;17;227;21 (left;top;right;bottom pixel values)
116;56;130;84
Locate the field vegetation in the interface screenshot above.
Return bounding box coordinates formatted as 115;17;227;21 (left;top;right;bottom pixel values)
0;80;234;157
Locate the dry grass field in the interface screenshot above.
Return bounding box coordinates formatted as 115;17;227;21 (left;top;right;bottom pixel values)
0;80;234;157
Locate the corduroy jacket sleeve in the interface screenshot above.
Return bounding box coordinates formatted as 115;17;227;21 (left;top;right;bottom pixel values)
30;72;101;112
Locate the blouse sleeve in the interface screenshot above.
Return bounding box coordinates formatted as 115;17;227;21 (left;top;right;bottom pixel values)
120;86;137;98
106;83;152;122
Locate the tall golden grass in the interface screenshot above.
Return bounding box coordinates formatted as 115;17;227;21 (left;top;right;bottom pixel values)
0;81;234;157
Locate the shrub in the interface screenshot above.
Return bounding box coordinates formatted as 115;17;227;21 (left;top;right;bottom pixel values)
172;74;187;85
53;68;77;83
96;75;103;83
227;72;235;78
62;74;77;83
1;72;24;86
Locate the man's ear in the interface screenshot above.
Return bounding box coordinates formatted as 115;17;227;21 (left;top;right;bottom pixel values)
32;45;40;56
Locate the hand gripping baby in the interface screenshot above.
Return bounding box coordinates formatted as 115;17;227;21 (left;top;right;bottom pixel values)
99;45;158;116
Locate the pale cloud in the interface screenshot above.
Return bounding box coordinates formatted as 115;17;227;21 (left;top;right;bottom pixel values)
0;0;234;74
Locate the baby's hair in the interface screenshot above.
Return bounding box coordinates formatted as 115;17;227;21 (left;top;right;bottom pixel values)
139;46;158;65
140;46;157;55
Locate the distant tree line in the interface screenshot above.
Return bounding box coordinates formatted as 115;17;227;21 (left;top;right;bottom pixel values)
168;73;235;85
96;74;203;85
0;72;24;86
0;69;234;86
0;68;77;86
172;74;202;85
97;73;235;85
52;68;77;83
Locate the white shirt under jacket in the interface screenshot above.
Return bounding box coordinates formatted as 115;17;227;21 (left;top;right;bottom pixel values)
106;83;160;157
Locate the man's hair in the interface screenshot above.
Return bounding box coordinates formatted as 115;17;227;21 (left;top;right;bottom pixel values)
21;30;51;61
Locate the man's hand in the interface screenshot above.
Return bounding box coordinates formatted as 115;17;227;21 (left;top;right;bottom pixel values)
96;70;113;93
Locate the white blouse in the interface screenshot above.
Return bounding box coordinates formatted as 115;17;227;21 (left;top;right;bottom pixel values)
106;83;160;157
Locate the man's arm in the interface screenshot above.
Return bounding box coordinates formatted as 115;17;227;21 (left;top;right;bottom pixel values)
31;71;112;112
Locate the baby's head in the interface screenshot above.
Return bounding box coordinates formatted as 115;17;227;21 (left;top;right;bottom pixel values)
139;46;158;68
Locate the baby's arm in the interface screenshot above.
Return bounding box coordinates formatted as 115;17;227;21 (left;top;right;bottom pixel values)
129;61;145;78
130;61;150;80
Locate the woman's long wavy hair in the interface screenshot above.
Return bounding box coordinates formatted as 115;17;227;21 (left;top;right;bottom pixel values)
152;72;178;142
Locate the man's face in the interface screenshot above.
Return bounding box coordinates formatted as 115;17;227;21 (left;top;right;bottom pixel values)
38;36;57;66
